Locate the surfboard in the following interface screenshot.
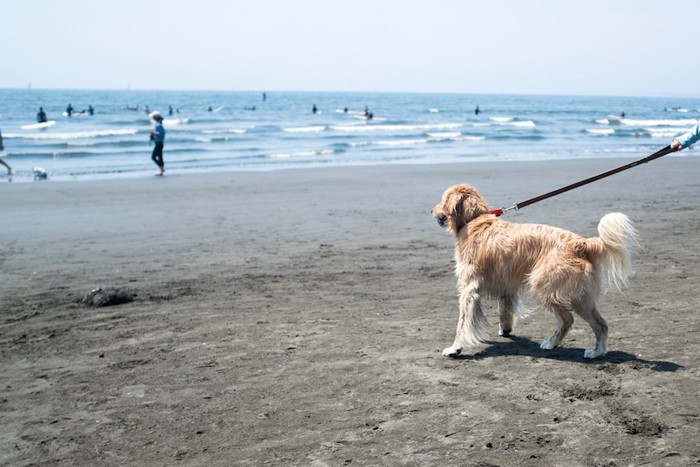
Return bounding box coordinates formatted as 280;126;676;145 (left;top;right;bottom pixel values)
21;121;56;130
212;106;224;113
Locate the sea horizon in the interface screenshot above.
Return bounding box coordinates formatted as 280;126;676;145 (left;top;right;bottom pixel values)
5;86;700;100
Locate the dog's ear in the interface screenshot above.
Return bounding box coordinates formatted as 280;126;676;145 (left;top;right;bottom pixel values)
445;188;465;219
450;185;489;228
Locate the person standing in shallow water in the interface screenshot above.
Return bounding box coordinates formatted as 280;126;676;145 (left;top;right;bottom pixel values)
150;113;166;176
0;129;11;177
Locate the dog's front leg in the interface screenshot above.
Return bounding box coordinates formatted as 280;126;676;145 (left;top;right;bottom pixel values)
443;282;488;357
498;295;516;337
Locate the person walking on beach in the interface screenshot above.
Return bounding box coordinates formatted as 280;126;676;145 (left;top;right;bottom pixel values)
0;129;12;177
671;120;700;151
150;113;166;176
37;107;47;123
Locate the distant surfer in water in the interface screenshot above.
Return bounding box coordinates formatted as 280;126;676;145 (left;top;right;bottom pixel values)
475;105;480;115
37;107;47;123
66;104;74;117
312;104;318;114
150;113;166;176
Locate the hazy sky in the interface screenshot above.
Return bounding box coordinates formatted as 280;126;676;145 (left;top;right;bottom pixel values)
4;0;699;96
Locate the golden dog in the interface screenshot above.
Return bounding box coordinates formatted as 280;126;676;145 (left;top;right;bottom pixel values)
432;184;637;359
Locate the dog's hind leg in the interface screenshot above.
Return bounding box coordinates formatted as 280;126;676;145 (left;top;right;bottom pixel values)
443;282;489;357
576;303;609;359
540;306;574;350
498;295;516;337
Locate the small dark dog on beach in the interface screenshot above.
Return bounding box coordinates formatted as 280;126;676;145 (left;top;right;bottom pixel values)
432;184;638;359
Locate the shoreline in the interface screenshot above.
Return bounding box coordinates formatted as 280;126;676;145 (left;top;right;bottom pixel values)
0;150;692;184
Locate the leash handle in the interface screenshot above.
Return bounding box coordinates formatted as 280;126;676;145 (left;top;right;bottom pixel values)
490;145;674;217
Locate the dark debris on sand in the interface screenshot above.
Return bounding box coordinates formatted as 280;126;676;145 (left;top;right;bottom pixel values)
80;287;135;308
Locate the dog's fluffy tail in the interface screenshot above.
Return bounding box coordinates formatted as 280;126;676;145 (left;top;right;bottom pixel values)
587;213;638;291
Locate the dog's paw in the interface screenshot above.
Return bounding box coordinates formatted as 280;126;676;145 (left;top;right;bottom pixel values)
442;346;462;357
540;337;558;350
584;348;606;359
498;326;512;337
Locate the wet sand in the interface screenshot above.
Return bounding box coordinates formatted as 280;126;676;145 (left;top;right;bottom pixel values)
1;157;699;465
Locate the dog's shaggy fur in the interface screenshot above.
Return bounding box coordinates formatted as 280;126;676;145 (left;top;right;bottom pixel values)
433;184;638;359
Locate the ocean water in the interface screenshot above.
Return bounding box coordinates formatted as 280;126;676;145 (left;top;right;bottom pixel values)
0;89;698;182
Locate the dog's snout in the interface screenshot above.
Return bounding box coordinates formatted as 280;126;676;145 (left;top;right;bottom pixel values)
436;214;447;227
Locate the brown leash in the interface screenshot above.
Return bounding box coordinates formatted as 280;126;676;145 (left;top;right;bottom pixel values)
489;145;676;216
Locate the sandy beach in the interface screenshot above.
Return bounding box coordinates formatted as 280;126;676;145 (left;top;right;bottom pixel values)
1;157;699;466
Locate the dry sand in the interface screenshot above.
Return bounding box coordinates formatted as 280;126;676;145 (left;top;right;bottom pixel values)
1;157;699;466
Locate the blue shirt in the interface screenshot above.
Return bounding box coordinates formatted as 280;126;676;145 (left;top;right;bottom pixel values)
153;122;165;143
676;121;700;149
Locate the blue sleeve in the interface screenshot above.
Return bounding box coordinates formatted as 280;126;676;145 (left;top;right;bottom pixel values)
154;123;165;142
676;121;700;149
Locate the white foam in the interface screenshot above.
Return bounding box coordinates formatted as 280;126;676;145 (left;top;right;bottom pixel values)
427;133;486;143
375;138;428;146
348;141;371;148
480;118;535;128
162;118;190;126
427;132;461;139
15;129;139;140
282;125;326;133
620;118;697;127
330;122;462;133
586;128;615;135
202;128;247;135
509;120;536;128
266;149;334;159
645;127;689;138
